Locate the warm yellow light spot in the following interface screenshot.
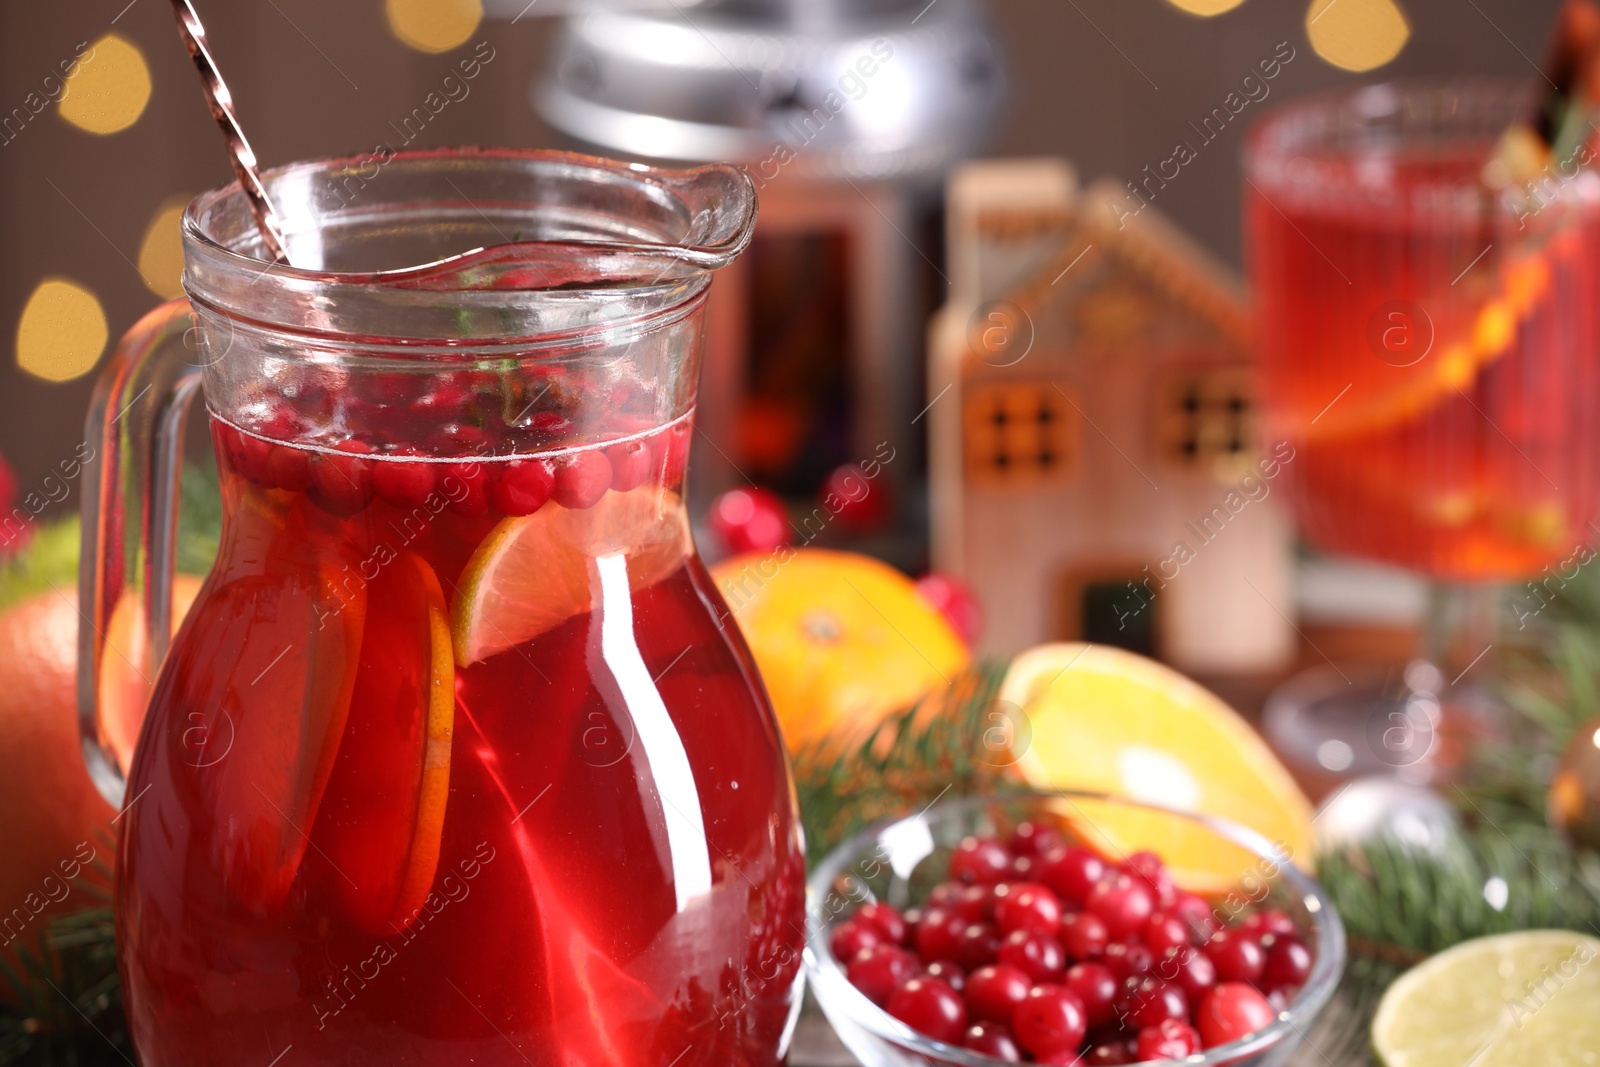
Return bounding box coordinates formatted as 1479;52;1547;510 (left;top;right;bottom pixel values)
1307;0;1409;72
15;278;109;383
1437;344;1474;389
138;197;190;300
385;0;482;54
1166;0;1248;14
57;33;152;135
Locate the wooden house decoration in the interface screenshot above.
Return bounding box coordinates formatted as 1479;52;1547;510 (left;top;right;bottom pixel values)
927;159;1297;675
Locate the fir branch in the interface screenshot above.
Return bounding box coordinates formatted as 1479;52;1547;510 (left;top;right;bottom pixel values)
794;662;1019;863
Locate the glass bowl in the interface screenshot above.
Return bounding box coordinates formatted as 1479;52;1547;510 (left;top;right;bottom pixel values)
805;790;1346;1066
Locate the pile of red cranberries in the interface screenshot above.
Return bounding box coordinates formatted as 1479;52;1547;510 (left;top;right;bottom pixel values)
828;824;1313;1064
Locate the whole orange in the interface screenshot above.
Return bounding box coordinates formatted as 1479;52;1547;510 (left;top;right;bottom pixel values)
0;589;115;989
710;548;970;754
0;576;202;994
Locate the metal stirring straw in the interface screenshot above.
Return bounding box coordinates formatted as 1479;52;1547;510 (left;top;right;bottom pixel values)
168;0;294;265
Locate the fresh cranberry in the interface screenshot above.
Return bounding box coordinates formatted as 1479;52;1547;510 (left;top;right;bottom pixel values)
964;963;1032;1023
552;450;611;509
1117;976;1187;1029
902;906;926;931
830;919;881;962
1101;941;1153;984
1171;892;1219;940
1267;986;1295;1012
1009;820;1067;858
821;462;889;530
914;907;965;963
855;902;908;946
1039;847;1106;905
373;457;438;508
962;1021;1022;1061
928;883;965;910
1009;854;1036;879
1196;983;1278;1049
1085;872;1155;940
307;441;375;515
1120;851;1175;907
924;960;966;993
1136;1019;1202;1060
1064;962;1119;1029
887;977;968;1044
995;882;1063;936
489;458;555;516
265;442;311;491
1012;984;1088;1058
443;460;491;516
955;922;1001;970
1242;908;1300;941
1082;1039;1137;1065
1060;911;1111;960
1143;912;1191;956
950;836;1013;885
604;438;654;492
1262;937;1313;990
846;944;917;1006
1160;945;1217;1003
951;884;994;922
999;928;1066;982
915;571;983;647
707;486;789;555
1205;928;1265;984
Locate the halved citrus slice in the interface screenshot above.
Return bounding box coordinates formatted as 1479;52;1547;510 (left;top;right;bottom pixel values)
1002;643;1313;893
1372;930;1600;1067
161;548;366;915
311;550;454;935
708;548;970;753
451;486;690;666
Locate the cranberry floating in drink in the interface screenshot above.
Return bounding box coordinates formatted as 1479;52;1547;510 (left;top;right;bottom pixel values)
80;151;803;1066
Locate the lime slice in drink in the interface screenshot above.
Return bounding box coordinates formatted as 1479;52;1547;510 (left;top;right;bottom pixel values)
1372;929;1600;1067
451;486;690;666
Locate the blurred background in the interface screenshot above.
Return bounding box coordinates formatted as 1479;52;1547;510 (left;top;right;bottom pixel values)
0;0;1561;495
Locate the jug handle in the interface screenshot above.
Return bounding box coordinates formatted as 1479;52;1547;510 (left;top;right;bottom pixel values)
78;299;205;808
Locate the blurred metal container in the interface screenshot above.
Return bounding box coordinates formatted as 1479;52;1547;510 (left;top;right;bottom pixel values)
533;0;1005;553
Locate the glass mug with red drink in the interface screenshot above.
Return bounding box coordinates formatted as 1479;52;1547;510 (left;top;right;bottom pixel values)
78;150;805;1066
1246;82;1600;785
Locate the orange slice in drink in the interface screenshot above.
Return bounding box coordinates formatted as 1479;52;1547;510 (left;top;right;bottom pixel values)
450;487;690;666
98;574;204;776
1003;643;1313;893
162;548;366;915
311;550;454;935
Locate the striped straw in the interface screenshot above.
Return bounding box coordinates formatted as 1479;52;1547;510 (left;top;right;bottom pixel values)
168;0;293;264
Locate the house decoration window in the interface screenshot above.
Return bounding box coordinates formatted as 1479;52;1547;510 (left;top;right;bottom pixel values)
962;380;1079;488
1157;364;1254;474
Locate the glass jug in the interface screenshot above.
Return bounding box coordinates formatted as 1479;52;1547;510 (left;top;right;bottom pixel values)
78;149;805;1066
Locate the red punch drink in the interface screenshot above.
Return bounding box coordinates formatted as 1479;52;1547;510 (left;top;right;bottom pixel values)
80;151;803;1066
115;410;804;1065
1247;84;1600;579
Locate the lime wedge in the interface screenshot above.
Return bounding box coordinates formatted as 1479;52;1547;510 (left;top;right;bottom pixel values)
451;487;690;666
1372;930;1600;1067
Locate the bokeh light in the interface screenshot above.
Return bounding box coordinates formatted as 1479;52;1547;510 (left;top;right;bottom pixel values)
138;197;190;300
1165;0;1248;15
385;0;483;54
57;33;152;135
15;279;110;383
1306;0;1411;72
